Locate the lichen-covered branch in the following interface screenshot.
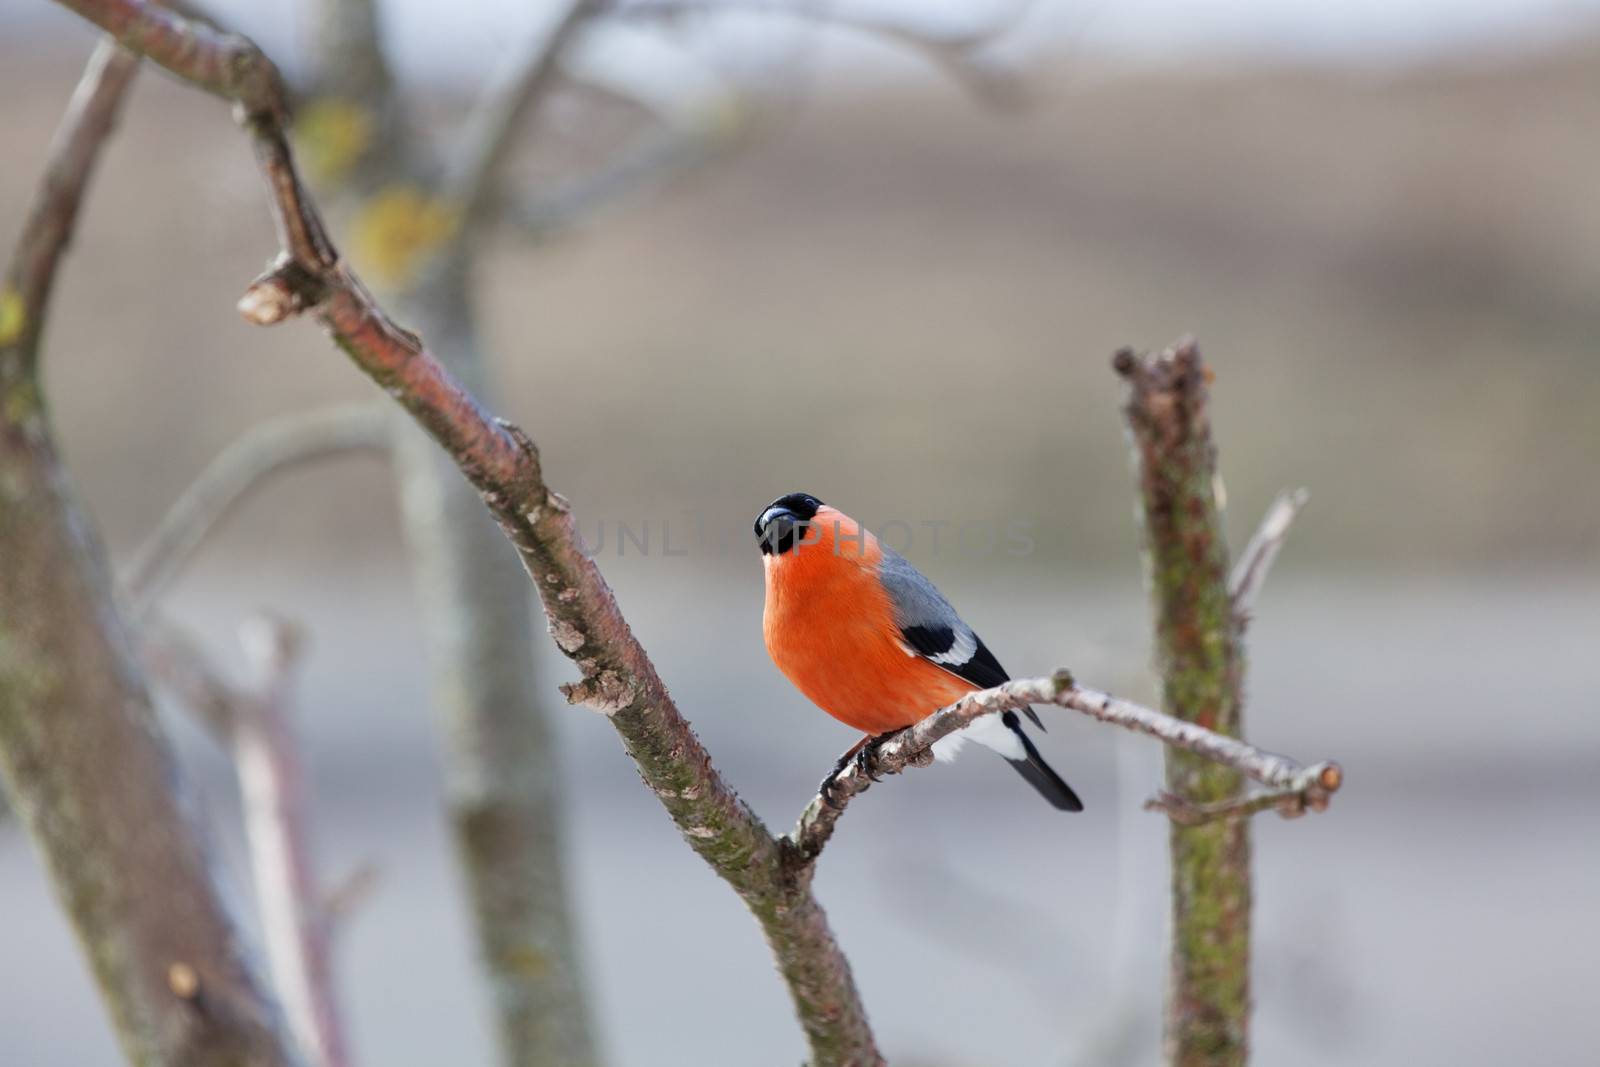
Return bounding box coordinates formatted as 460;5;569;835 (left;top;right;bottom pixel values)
123;404;389;613
302;0;407;188
1115;340;1252;1067
1;37;300;1067
787;670;1340;865
51;3;879;1061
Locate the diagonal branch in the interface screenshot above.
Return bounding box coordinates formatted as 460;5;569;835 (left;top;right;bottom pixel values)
509;108;750;241
123;404;390;613
1;39;138;371
787;670;1342;864
441;0;603;236
1229;487;1309;620
54;3;878;1061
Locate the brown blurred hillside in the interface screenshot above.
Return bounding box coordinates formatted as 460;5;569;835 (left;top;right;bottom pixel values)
3;37;1597;573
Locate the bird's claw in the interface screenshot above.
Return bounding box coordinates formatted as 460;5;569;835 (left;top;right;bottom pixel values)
855;732;894;783
818;733;893;807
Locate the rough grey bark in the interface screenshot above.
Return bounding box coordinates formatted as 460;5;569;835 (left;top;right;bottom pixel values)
0;38;300;1067
390;254;600;1067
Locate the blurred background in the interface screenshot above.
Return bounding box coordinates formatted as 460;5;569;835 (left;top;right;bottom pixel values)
3;1;1598;1064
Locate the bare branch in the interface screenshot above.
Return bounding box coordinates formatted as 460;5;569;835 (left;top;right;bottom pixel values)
1145;767;1342;827
146;616;351;1067
56;2;878;1059
441;0;603;235
787;670;1341;863
143;621;241;738
123;404;389;613
322;861;381;931
235;615;348;1067
509;107;751;240
1229;487;1310;619
1;33;299;1067
619;0;1034;107
1;40;137;371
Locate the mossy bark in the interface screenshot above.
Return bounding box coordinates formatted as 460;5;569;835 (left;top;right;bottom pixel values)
1118;342;1251;1066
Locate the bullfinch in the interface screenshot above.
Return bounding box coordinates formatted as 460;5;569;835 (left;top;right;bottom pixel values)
756;492;1083;811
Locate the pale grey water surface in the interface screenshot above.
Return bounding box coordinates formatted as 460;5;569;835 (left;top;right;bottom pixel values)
2;564;1596;1065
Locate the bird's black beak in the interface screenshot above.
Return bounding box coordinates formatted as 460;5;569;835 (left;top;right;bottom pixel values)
754;492;824;556
755;506;804;556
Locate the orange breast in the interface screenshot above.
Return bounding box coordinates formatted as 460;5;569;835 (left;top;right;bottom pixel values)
763;508;976;735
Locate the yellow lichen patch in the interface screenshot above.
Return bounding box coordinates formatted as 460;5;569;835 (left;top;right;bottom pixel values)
0;289;26;348
295;97;374;187
350;185;458;288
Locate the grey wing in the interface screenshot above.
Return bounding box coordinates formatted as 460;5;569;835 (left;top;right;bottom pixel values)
877;549;1036;716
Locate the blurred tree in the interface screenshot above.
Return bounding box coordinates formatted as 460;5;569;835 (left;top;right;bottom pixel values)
7;6;1342;1067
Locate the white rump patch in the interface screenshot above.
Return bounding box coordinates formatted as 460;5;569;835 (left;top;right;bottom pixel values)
930;711;1026;763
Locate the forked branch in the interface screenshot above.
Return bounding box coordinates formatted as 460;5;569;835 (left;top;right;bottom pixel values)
54;3;879;1061
788;671;1341;863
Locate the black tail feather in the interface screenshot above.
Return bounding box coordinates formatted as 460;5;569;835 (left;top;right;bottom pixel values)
1001;711;1083;812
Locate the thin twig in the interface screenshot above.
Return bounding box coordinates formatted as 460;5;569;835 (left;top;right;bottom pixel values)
1;39;138;371
441;0;602;235
122;404;389;613
786;670;1341;863
620;0;1035;107
1145;776;1340;827
510;109;750;240
322;862;382;931
1229;488;1309;619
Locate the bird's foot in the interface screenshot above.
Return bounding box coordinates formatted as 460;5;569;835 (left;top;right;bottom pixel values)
818;732;894;807
853;731;896;783
818;741;862;807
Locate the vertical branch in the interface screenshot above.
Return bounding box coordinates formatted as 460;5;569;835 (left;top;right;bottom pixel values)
0;41;300;1067
235;617;349;1067
389;262;601;1067
299;0;607;1057
300;0;406;189
1115;341;1251;1066
143;617;354;1067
